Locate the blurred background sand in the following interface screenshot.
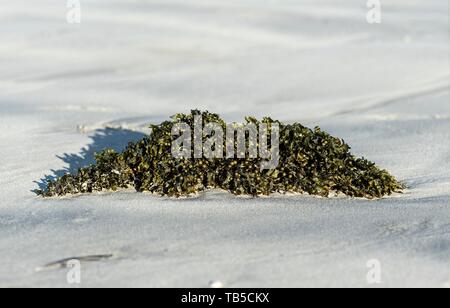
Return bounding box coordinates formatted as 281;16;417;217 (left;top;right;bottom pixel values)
0;0;449;287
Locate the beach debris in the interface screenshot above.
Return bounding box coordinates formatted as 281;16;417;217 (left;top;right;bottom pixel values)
36;254;114;272
38;110;403;199
209;280;225;288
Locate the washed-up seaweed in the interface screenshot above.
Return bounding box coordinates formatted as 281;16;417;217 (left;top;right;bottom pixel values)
39;110;403;198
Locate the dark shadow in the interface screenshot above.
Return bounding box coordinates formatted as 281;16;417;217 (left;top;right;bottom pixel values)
33;128;146;194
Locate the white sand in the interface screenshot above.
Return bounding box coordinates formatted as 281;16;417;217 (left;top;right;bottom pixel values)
0;0;449;287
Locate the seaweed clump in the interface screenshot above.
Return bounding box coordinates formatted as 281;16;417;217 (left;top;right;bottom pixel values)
39;110;403;199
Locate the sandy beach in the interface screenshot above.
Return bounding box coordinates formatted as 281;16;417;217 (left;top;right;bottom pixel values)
0;0;449;287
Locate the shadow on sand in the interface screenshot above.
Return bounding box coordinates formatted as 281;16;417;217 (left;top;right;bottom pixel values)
34;128;146;194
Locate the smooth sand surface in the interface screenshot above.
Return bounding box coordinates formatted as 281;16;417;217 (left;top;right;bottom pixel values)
0;0;449;287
